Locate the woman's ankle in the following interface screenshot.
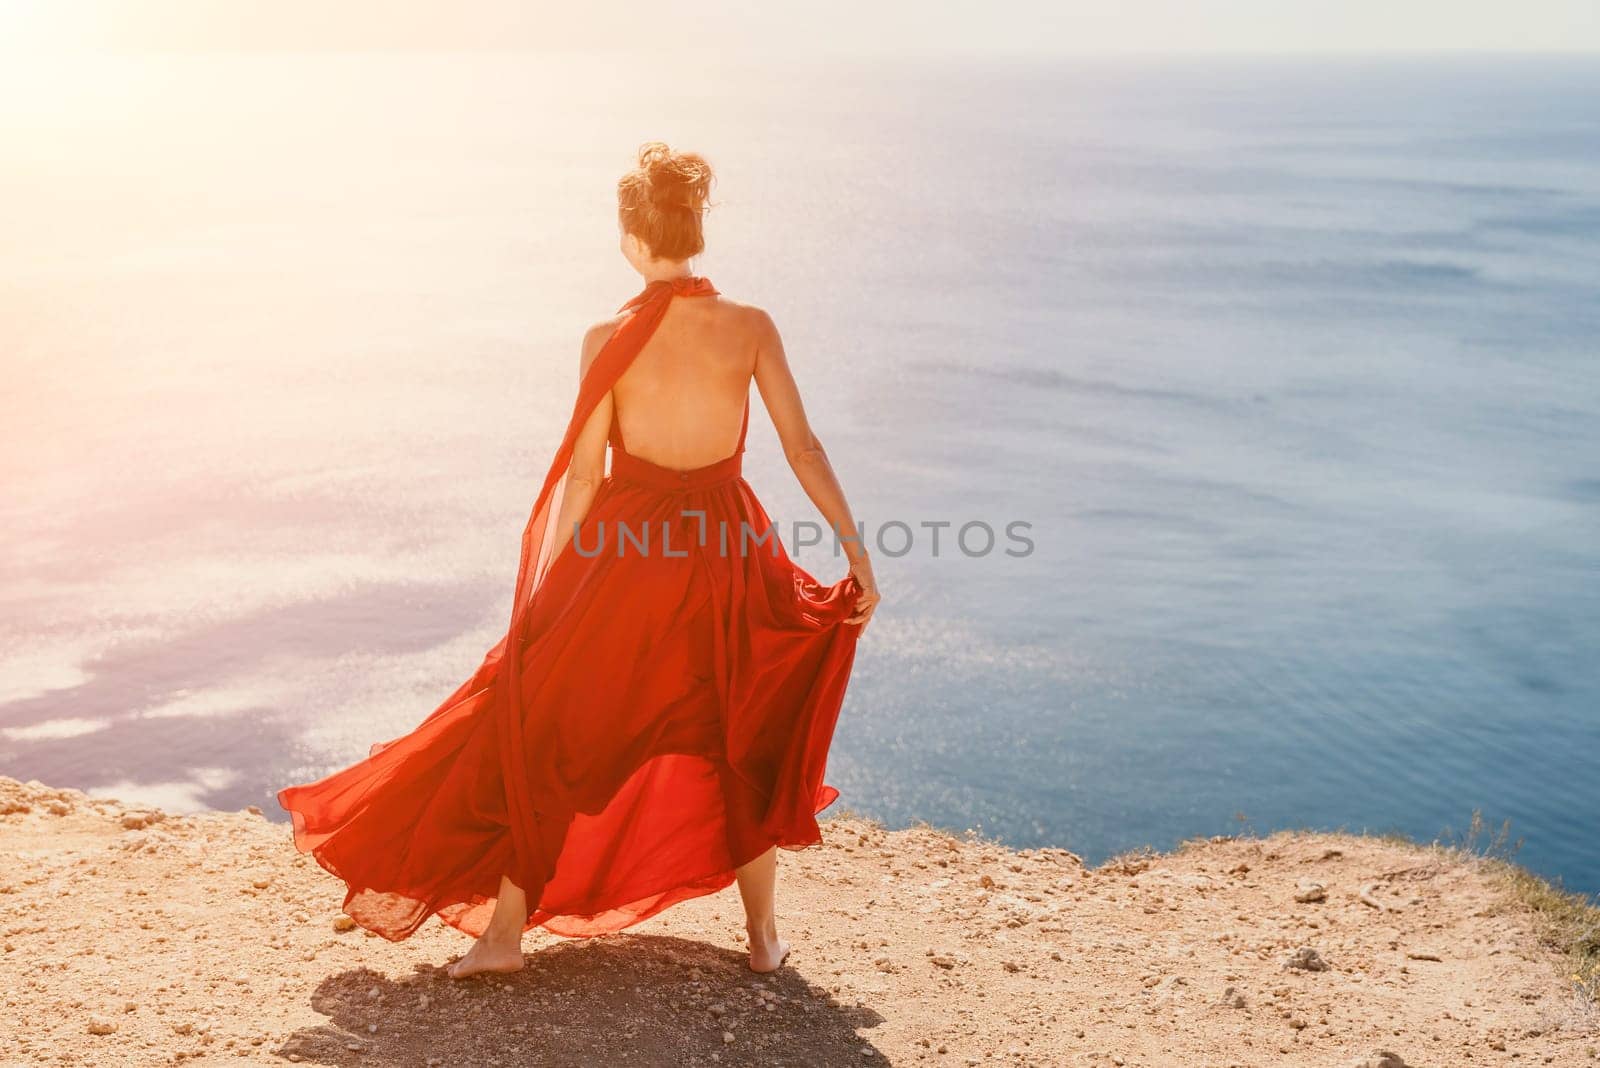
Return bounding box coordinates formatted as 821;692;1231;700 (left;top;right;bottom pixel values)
483;920;524;946
745;916;779;945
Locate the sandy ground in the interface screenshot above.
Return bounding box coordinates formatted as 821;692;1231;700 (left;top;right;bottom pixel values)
1;776;1594;1067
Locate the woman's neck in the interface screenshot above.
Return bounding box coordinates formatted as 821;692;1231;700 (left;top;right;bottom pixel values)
640;260;694;284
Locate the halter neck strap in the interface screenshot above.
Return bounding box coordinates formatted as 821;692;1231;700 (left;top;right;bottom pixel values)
621;275;718;312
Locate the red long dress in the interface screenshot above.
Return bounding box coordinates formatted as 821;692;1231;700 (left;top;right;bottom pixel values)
277;277;863;941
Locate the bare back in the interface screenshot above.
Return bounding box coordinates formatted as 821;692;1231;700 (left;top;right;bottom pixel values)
608;296;761;471
556;279;877;629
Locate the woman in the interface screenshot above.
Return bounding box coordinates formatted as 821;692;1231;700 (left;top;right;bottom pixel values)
278;143;880;979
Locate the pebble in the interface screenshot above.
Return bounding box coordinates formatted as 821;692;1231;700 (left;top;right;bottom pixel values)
1284;947;1329;973
86;1017;118;1036
332;916;357;933
1293;880;1327;903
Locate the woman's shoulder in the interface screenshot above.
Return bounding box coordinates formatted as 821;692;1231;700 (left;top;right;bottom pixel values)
582;311;630;348
706;295;779;340
578;312;630;374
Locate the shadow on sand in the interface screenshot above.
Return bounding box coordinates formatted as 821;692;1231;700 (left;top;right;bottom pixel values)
275;933;885;1067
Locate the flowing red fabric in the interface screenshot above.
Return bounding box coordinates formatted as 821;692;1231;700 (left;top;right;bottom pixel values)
277;277;863;941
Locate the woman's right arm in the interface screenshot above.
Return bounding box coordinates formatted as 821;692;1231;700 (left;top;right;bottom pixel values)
751;309;881;630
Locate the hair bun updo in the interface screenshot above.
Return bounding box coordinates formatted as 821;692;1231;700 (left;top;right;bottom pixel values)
617;142;714;261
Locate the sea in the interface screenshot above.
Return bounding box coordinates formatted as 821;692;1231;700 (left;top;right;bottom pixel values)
2;52;1596;894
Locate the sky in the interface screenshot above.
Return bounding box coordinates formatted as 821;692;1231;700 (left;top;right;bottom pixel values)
1;0;1598;55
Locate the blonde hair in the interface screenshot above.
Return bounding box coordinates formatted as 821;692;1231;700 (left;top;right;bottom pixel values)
616;142;714;260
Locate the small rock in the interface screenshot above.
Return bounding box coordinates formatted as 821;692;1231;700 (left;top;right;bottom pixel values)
87;1017;118;1036
251;876;271;890
332;916;357;933
1293;880;1327;903
722;1031;735;1044
1284;947;1328;972
245;805;263;816
1219;985;1247;1009
120;811;155;830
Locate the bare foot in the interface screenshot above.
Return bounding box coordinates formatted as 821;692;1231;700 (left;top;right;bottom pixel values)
747;927;791;973
446;934;525;980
